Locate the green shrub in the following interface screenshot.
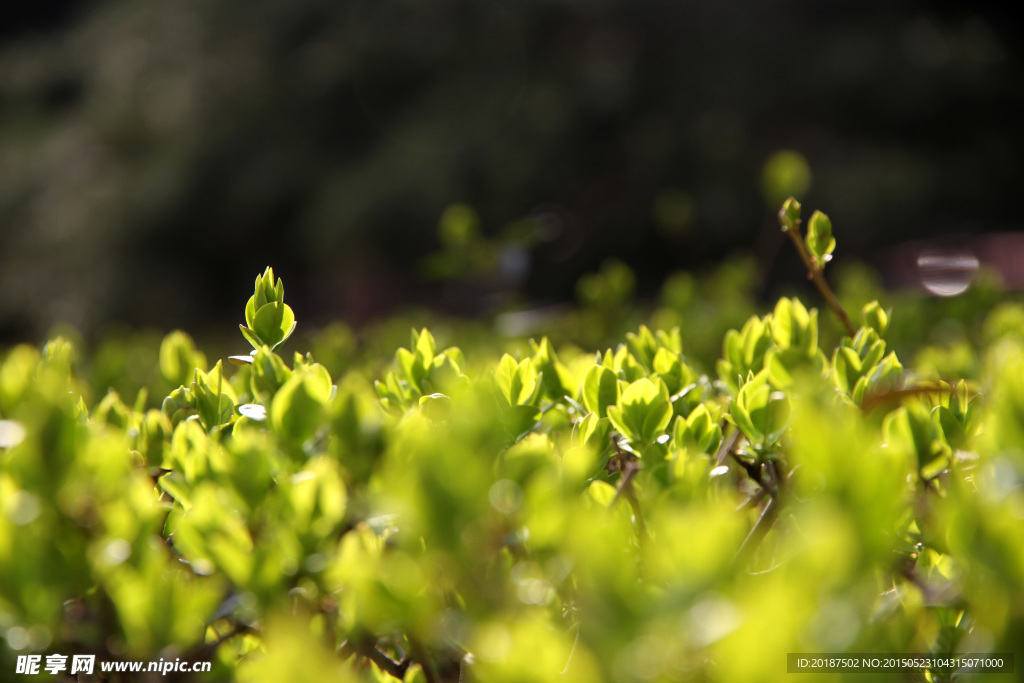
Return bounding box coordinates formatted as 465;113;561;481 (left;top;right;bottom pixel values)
2;203;1023;682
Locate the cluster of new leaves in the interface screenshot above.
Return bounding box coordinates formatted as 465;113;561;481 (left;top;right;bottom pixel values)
2;225;1024;682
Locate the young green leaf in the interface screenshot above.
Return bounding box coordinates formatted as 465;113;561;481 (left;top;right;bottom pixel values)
251;346;292;400
249;302;297;351
581;365;620;418
607;377;672;444
499;355;541;407
778;196;802;231
805;210;836;268
771;297;817;356
730;371;791;449
159;331;207;387
861;301;890;336
270;372;330;443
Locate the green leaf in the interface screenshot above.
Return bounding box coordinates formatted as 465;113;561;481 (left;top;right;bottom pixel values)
861;301;890;336
722;329;742;370
159;331;207;387
572;412;610;451
832;329;889;398
771;298;816;355
606;404;635;443
771;298;795;349
425;351;466;396
582;365;620;418
949;379;978;428
418;392;452;421
270;373;330;443
274;274;284;302
192;361;236;431
832;346;861;394
933;405;966;450
495;354;521;407
752;390;791;447
500;404;541;442
137;410;173;467
625;325;658;371
530;337;573;400
765;349;794;389
778;196;802;231
653;347;693;396
245;294;258;330
610;377;672;444
239;324;262;351
224;427;277;511
413;328;436;365
728;400;758;446
884;403;948;468
302;363;334;403
259;267;282;307
250;302;297;350
586;480;617;507
641;392;673;445
396;347;418;385
247;267;287;332
860;336;886;371
682;403;722;455
566;418;605;482
863;351;903;399
740;316;772;370
251;347;292;400
732;371;790;449
805;210;836;268
170;484;254;585
287;456;347;543
618;375;653;408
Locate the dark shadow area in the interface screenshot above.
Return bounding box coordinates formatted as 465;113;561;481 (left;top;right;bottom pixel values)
0;0;1021;342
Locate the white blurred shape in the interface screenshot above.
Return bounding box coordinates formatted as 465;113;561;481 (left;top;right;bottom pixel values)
917;249;979;297
0;420;27;448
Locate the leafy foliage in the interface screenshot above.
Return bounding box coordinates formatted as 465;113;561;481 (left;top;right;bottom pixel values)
3;203;1024;681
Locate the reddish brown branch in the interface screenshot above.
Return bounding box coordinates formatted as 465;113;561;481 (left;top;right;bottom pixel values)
781;218;856;337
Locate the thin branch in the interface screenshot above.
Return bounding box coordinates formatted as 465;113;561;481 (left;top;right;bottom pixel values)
339;638;411;680
730;452;772;494
737;487;769;511
781;218;856;337
370;647;411;679
560;625;581;675
623;489;647;539
608;435;647;538
733;459;790;569
897;558;960;606
186;619;256;662
408;638;441;683
715;426;741;466
338;640;357;659
608;435;642;506
858;385;953;412
734;496;781;569
766;460;785;495
920;467;949;495
209;621;254;649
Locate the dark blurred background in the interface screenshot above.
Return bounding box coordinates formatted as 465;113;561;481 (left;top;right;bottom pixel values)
1;0;1021;343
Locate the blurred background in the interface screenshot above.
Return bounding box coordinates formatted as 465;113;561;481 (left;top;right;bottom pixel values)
1;0;1022;345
